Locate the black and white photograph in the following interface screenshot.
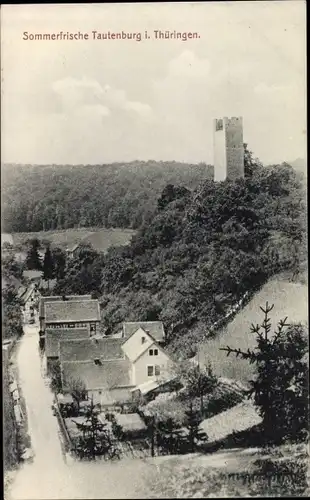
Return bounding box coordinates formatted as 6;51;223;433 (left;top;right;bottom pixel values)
1;1;308;498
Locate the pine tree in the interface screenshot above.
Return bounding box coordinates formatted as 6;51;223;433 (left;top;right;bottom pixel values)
74;398;119;459
157;417;187;455
184;401;208;452
53;247;67;280
25;238;42;270
220;302;309;443
43;246;55;289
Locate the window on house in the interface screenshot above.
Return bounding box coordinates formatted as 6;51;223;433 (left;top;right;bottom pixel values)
155;365;160;376
149;349;154;356
141;337;146;344
147;366;154;377
154;349;158;356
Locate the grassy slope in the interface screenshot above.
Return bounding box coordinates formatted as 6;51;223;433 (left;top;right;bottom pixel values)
146;443;309;498
83;228;135;253
198;274;308;384
11;227;135;253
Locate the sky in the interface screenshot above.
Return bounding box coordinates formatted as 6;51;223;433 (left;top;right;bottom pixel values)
1;1;306;165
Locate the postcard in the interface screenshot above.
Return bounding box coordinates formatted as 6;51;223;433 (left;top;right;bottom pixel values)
1;2;308;499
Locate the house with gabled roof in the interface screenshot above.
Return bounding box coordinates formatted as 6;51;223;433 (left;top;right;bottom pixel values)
60;337;134;405
121;324;172;387
18;283;39;322
39;294;92;333
59;321;174;406
45;328;90;359
59;337;124;364
121;321;166;344
66;243;80;260
42;295;100;369
45;299;100;326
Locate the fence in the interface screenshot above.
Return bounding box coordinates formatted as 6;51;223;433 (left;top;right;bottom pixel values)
54;394;75;454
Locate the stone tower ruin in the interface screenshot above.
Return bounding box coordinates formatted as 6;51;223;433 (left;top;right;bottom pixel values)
213;116;244;182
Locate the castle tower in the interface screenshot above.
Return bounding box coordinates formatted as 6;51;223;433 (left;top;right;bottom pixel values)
213;116;244;182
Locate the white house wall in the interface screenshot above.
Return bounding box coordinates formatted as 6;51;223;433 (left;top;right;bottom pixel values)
122;327;154;362
133;345;172;386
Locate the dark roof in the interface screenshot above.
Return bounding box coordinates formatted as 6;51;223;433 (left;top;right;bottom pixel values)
59;337;124;363
39;295;92;318
45;328;90;357
123;321;165;342
62;358;131;391
45;299;100;323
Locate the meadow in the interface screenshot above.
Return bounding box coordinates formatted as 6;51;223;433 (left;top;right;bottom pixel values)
11;227;136;253
147;443;309;498
198;274;308;384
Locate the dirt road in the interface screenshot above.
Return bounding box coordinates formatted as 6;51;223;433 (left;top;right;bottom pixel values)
8;322;158;499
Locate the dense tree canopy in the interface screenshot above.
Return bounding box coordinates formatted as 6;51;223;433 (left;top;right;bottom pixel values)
2;285;23;340
4;149;305;354
50;150;306;353
2;161;212;232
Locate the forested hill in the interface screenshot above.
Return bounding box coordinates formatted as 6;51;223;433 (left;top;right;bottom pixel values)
1;161;213;233
51;155;306;356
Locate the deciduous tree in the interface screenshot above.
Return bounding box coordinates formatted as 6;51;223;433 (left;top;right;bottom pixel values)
66;377;87;412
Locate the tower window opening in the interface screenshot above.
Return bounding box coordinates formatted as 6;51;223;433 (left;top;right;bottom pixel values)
216;119;223;131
